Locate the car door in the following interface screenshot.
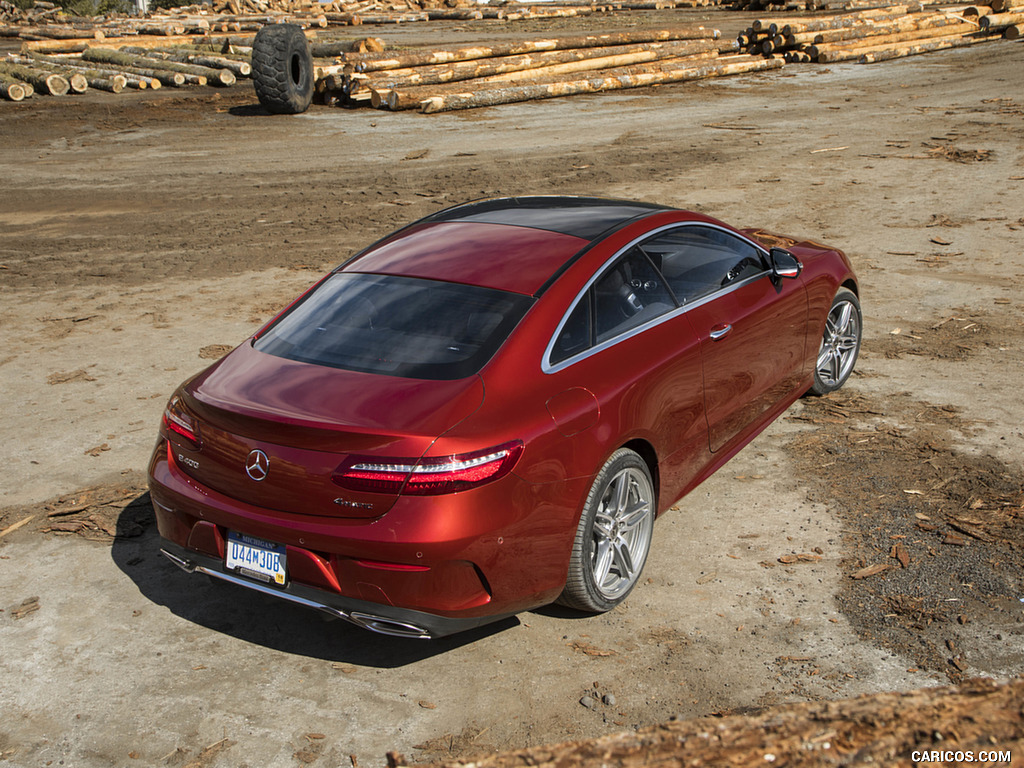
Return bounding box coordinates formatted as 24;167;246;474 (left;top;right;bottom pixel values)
544;244;709;505
642;224;808;453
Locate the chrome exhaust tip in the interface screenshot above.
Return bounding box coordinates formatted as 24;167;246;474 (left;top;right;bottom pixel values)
160;547;434;638
348;612;432;639
161;548;197;573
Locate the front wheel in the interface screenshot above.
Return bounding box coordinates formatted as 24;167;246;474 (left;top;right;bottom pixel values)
809;288;862;395
558;449;655;613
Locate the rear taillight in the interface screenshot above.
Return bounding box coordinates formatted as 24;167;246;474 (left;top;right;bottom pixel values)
333;441;523;496
162;394;201;450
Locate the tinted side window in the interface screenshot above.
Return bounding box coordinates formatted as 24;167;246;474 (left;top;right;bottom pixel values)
641;226;766;305
551;292;591;365
594;247;676;344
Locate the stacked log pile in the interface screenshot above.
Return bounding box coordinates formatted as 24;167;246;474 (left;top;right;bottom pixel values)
0;42;254;99
1;0;728;44
738;3;1017;62
310;27;792;112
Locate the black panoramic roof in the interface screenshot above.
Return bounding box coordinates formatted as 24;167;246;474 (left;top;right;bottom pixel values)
422;196;671;242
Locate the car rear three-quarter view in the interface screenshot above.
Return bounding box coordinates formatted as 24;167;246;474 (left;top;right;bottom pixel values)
149;196;861;638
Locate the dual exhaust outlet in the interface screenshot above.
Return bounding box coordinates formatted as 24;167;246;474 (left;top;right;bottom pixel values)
161;548;432;639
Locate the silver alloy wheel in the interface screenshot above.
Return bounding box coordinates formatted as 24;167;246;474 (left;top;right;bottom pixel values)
816;298;860;388
590;466;654;601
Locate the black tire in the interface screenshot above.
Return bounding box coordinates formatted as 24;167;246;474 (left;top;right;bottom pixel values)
808;288;862;395
558;449;655;613
252;24;314;115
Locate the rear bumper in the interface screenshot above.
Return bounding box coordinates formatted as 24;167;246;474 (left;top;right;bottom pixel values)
148;437;583;635
159;539;511;639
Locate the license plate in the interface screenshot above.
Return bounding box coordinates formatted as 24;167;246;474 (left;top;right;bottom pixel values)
226;531;287;586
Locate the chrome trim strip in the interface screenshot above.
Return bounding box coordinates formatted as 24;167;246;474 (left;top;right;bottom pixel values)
159;548;433;639
542;220;771;375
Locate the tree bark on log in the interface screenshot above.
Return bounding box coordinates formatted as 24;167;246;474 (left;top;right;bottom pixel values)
979;10;1024;28
779;5;925;35
474;49;720;84
22;54;126;93
382;49;725;110
810;24;979;58
80;48;219;85
350;28;722;72
361;38;727;89
794;13;979;45
20;34;259;54
114;47;238;84
119;46;252;76
80;50;182;86
858;32;995;62
0;61;69;94
1005;21;1024;36
418;56;782;114
0;73;30;101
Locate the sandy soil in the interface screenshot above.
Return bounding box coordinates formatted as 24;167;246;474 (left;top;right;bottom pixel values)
0;18;1022;767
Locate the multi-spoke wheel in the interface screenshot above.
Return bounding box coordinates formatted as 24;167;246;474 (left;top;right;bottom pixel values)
809;288;862;395
559;449;655;612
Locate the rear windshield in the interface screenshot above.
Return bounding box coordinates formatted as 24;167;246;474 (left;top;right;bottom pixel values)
254;273;534;380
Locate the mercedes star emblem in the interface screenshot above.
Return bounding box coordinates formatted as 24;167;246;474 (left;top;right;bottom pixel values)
245;449;269;481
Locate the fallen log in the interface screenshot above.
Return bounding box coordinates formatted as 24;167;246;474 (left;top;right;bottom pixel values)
362;38;728;89
810;24;980;58
117;47;239;84
19;33;270;54
979;9;1024;28
858;32;995;61
0;61;69;94
47;58;150;88
795;12;980;45
419;56;782;114
79;50;183;85
475;48;719;84
0;74;29;101
23;54;127;92
80;48;218;85
309;36;384;56
780;5;925;35
380;49;723;109
1006;21;1024;35
6;24;103;40
350;28;721;72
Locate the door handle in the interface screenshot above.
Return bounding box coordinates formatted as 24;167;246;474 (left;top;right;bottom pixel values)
709;324;732;340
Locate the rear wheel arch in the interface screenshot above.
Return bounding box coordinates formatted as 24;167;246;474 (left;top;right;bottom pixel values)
558;447;656;612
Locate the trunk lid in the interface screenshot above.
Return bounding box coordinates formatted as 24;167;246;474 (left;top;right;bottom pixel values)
171;343;484;519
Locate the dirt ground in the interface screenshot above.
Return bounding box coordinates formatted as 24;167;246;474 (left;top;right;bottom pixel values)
1;14;1023;767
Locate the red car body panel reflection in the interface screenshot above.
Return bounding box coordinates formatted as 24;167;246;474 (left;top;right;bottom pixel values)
149;197;858;638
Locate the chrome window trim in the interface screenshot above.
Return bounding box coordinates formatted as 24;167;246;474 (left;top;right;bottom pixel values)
542;222;770;375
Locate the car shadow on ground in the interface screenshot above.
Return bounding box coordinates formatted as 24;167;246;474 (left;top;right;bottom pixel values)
111;493;517;667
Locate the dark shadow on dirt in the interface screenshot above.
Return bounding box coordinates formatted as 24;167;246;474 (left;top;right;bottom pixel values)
111;494;517;667
530;603;593;621
228;103;274;117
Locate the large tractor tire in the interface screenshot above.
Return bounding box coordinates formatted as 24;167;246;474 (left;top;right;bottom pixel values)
252;23;314;115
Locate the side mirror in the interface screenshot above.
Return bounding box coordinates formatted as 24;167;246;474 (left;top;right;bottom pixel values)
770;248;802;280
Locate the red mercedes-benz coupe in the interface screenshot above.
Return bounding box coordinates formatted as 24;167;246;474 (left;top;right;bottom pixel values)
149;196;861;638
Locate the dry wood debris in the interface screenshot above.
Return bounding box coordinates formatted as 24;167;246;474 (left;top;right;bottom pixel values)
396;677;1024;768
